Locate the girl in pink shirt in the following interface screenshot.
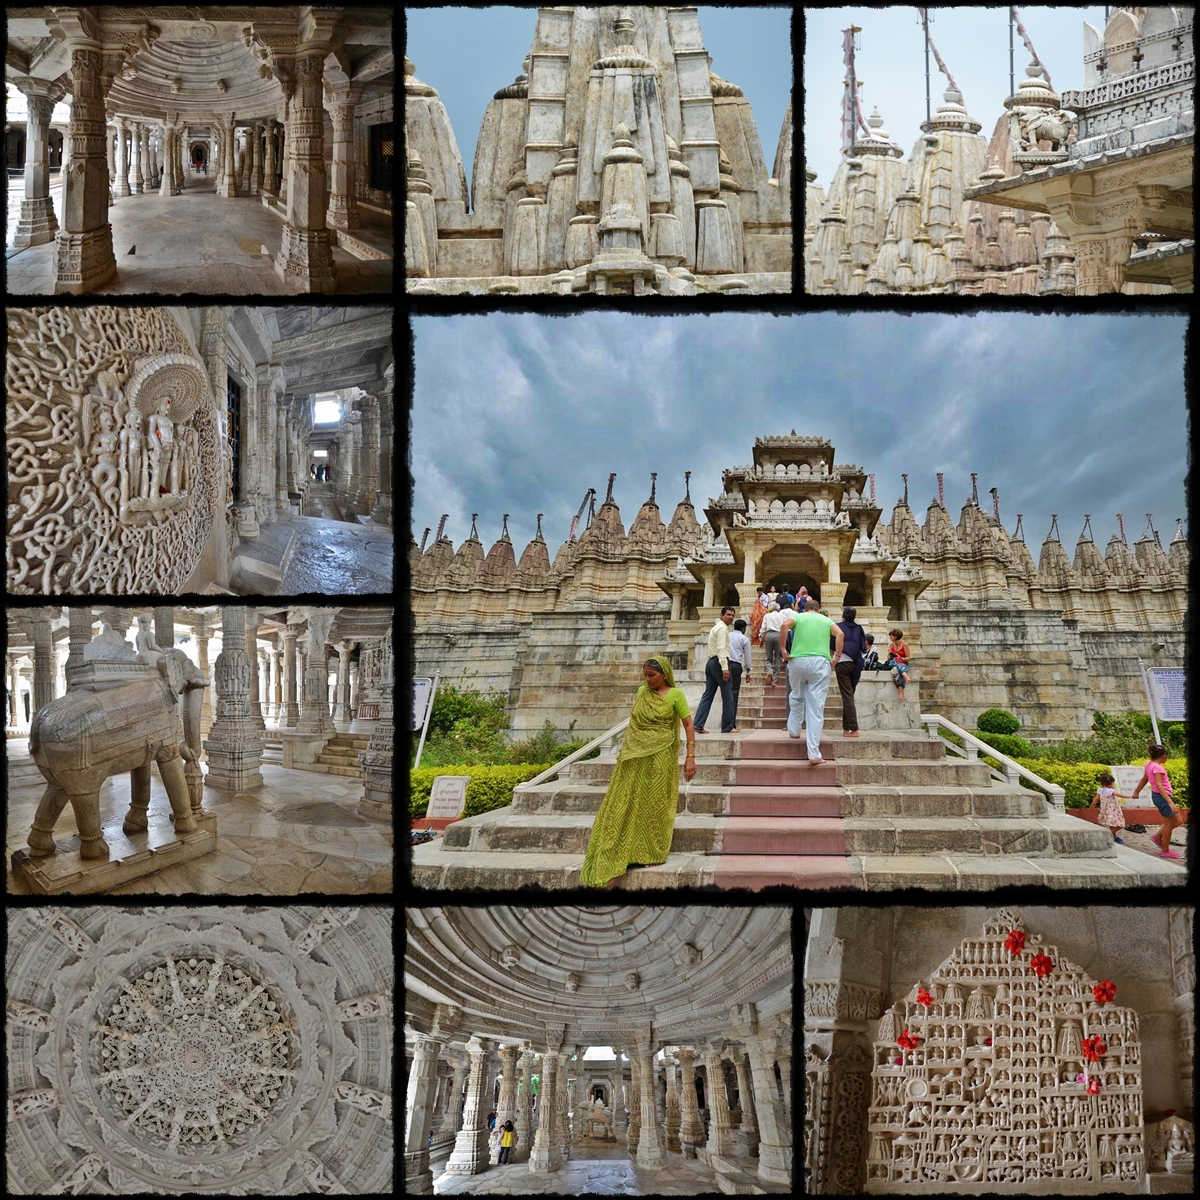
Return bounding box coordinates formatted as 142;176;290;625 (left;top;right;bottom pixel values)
1131;745;1183;858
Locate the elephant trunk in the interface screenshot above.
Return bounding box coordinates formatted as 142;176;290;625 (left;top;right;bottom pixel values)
180;687;203;760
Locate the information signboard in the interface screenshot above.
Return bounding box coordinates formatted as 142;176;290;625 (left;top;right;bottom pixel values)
413;677;434;732
1146;668;1186;722
427;776;470;820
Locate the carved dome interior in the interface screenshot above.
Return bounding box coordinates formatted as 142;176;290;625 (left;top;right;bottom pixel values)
405;906;792;1048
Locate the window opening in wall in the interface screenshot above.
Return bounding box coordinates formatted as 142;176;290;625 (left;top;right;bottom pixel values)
313;394;340;424
312;450;328;457
369;121;393;192
227;374;242;501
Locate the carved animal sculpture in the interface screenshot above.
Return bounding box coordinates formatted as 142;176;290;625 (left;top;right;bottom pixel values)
1014;108;1074;153
26;649;209;860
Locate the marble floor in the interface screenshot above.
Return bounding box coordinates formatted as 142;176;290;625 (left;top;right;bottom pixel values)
277;512;393;594
432;1141;726;1195
5;171;393;295
6;735;392;895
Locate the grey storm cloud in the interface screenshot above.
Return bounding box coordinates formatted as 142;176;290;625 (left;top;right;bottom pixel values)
411;312;1187;560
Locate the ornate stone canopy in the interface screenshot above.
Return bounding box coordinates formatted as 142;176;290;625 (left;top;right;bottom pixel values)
405;906;791;1049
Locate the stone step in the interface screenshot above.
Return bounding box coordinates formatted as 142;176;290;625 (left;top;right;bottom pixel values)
290;761;363;778
410;844;1187;891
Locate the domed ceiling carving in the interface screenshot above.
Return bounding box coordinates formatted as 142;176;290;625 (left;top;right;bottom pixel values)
406;906;792;1047
6;906;393;1195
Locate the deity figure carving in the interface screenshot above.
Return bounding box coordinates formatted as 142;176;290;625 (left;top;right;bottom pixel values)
147;392;177;497
83;619;137;662
134;613;163;669
119;406;146;508
89;409;120;516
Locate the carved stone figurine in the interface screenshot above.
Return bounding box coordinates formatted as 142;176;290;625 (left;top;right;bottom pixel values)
89;409;120;516
119;406;146;508
134;613;162;670
26;649;209;860
146;393;176;497
82;619;137;662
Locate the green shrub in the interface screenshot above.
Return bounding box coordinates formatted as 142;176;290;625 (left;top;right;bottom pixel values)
1011;757;1189;810
409;764;553;818
427;685;507;736
414;719;510;768
1162;722;1187;752
506;719;601;765
976;708;1020;735
976;731;1034;759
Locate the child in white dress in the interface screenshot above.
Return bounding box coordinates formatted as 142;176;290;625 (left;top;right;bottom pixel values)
1090;771;1128;844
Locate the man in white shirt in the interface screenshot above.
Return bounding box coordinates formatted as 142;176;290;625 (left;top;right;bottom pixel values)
760;602;785;684
693;605;735;734
728;618;753;731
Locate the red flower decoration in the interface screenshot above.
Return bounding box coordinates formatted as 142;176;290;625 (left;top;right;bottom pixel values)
915;987;935;1007
896;1029;922;1052
1030;951;1054;977
894;1056;904;1065
1086;1077;1103;1095
984;1037;993;1046
1092;979;1117;1005
1165;1108;1176;1117
1081;1036;1108;1062
1004;929;1026;955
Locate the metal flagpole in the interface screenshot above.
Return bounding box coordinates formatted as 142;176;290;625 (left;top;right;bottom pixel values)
1009;9;1015;100
414;673;441;769
1137;658;1162;745
923;9;932;129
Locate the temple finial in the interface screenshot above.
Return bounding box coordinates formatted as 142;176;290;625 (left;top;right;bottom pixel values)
989;487;1000;523
869;473;876;503
501;513;510;540
901;472;909;505
435;513;448;541
1014;513;1026;542
605;472;616;504
535;513;544;540
970;473;979;505
470;513;479;540
936;472;945;510
684;470;692;503
1048;514;1060;542
1116;513;1127;544
649;472;657;504
1079;514;1094;542
419;526;431;552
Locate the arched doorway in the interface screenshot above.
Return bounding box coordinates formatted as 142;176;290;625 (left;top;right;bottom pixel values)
190;142;209;172
48;129;62;168
759;544;825;601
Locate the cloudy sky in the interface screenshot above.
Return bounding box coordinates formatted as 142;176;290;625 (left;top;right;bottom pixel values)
405;5;792;189
805;6;1108;190
410;313;1188;558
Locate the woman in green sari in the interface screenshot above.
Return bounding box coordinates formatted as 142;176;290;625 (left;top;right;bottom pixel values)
580;656;696;888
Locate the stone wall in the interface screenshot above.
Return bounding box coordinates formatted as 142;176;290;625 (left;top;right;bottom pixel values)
881;906;1184;1119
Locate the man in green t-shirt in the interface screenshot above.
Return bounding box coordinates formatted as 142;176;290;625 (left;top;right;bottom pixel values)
779;597;844;764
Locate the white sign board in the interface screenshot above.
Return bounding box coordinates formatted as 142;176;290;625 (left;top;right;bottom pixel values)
1146;668;1186;722
413;678;434;732
426;775;470;820
1111;766;1147;802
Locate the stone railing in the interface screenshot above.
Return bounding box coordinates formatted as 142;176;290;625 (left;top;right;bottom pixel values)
1063;57;1194;112
921;711;1066;812
512;718;630;791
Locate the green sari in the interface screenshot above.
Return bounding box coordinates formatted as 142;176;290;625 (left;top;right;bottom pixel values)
580;656;690;887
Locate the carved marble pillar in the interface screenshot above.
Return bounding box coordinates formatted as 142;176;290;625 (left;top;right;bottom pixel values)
66;607;94;685
746;1031;792;1186
529;1047;561;1172
296;609;336;736
774;1028;791;1136
335;641;353;723
325;83;362;229
202;605;263;791
245;609;265;730
262;117;278;195
28;612;55;716
664;1055;681;1152
268;641;281;720
130;120;143;193
729;1045;759;1156
191;613;214;735
445;1036;492;1175
54;34;116;293
277;93;292;204
492;1043;520;1162
249;121;263;194
626;1051;641;1156
7;656;20;728
358;631;392;820
105;123;115;189
1168;907;1194;1118
274;401;291;507
13;81;61;247
282;626;300;726
144;125;157;187
556;1051;572;1163
513;1050;534;1163
113;118;130;198
153;606;174;651
702;1044;736;1157
613;1069;628;1141
371;365;394;526
160;126;178;197
355;397;380;516
439;1055;469;1135
218;116;238;197
675;1048;704;1147
275;36;336;291
405;1033;447;1195
634;1048;665;1170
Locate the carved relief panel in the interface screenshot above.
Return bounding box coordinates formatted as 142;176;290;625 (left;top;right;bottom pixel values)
7;308;218;594
866;910;1144;1192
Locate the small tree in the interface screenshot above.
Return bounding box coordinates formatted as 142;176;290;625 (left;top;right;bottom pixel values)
976;708;1020;735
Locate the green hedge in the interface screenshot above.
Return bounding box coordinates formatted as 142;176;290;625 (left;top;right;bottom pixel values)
976;731;1034;759
409;764;552;819
1011;758;1189;810
977;708;1020;735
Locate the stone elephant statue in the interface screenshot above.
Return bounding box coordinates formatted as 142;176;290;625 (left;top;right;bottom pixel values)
27;649;209;860
1013;107;1074;153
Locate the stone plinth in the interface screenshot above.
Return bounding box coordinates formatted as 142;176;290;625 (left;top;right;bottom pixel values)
855;675;921;730
280;730;330;768
12;811;217;895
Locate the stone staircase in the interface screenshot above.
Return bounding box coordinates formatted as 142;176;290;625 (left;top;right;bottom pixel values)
411;676;1185;890
297;732;369;778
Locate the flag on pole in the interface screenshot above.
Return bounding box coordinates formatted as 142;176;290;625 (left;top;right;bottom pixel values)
916;7;962;93
1011;6;1053;90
